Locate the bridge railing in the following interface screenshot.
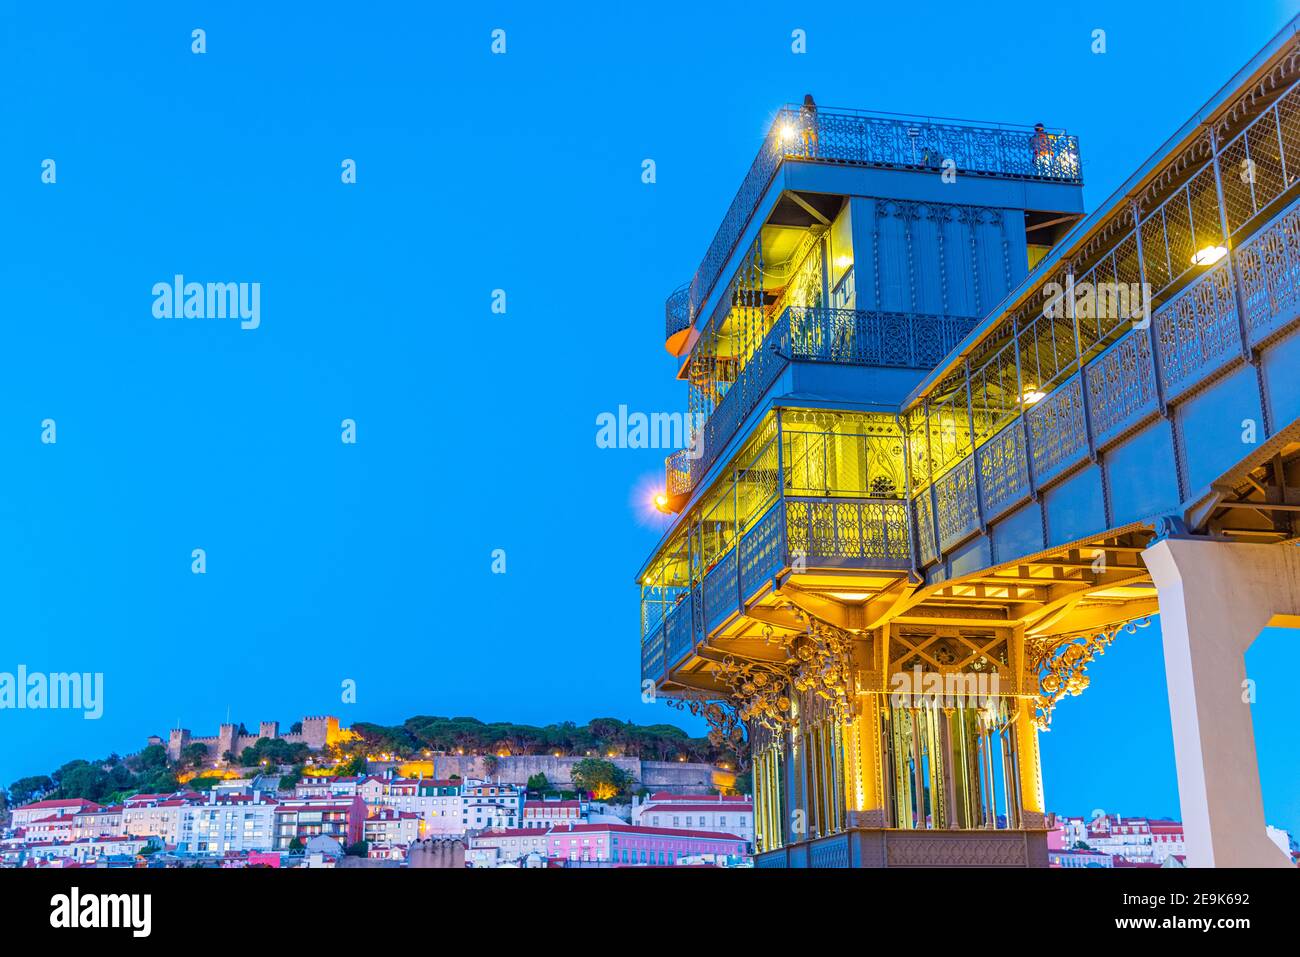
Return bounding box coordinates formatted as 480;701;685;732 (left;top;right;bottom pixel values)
907;76;1300;566
685;108;1081;326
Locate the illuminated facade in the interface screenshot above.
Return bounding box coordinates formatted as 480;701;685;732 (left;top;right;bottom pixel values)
639;22;1300;868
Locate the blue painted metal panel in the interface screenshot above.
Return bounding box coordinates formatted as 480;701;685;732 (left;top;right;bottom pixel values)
1262;325;1300;429
1042;464;1106;548
946;533;994;579
1104;419;1181;525
989;500;1046;566
1177;364;1267;495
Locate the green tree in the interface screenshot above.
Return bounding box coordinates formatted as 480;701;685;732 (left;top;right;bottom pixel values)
133;744;169;772
7;775;55;806
344;840;369;857
279;767;303;791
569;758;632;801
58;764;109;801
526;773;550;794
181;742;210;769
335;753;367;776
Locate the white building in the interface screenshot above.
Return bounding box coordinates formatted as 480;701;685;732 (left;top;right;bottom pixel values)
182;792;278;855
522;798;585;829
461;782;522;831
468;827;552;867
632;793;754;848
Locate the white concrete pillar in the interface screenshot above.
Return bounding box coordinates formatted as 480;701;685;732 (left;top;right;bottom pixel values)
1142;537;1297;868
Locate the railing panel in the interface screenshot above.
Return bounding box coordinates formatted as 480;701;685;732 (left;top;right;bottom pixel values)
914;484;939;567
1152;259;1240;401
976;421;1030;522
664;592;694;669
1084;329;1159;448
1026;374;1088;486
739;503;785;599
664;283;691;342
786;307;976;367
666;448;694;497
1238;203;1300;346
934;455;980;551
641;623;665;684
702;548;739;633
785;497;911;566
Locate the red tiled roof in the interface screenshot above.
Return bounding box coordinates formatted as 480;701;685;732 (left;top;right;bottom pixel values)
16;799;100;813
548;823;744;842
638;803;751;813
648;792;747;802
473;828;553;839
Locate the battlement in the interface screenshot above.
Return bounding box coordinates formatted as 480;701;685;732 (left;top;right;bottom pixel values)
157;715;345;762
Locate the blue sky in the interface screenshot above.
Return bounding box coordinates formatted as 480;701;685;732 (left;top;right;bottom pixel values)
1;1;1296;835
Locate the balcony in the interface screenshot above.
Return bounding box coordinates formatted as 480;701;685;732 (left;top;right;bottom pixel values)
642;410;912;684
666;305;977;498
682;106;1082;329
641;496;910;684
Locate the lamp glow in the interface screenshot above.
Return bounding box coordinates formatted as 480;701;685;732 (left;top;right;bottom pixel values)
1022;388;1046;405
780;123;798;142
1192;245;1227;266
653;492;670;512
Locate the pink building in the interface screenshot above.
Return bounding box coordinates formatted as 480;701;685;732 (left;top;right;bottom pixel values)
546;823;748;866
273;796;366;851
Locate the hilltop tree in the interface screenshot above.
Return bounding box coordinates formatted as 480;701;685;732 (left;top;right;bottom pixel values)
7;775;55;806
181;742;210;769
570;758;632;801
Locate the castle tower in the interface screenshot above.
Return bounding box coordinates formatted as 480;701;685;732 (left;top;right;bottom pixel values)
167;728;191;763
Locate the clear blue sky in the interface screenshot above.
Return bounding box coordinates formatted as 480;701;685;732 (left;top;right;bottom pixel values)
1;1;1296;835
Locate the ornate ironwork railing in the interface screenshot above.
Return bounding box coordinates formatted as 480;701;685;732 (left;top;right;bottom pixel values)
785;307;978;368
686;107;1081;322
664;282;691;343
785;497;911;566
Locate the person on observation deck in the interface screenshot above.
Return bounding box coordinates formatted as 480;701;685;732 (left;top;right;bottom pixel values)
1031;121;1055;172
799;93;819;157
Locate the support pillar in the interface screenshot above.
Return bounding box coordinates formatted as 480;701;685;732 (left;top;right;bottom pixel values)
1142;537;1297;867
